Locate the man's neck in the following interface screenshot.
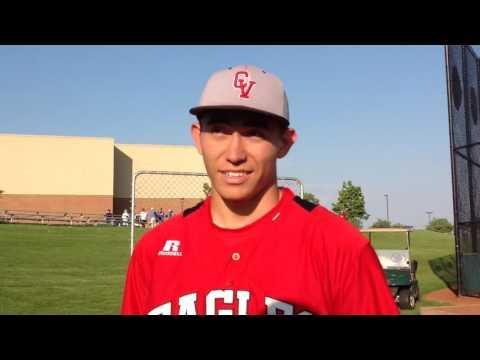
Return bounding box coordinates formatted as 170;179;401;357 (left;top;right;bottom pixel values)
210;185;282;229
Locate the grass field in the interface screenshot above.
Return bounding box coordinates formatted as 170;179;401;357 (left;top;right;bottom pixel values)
0;224;456;315
0;224;139;314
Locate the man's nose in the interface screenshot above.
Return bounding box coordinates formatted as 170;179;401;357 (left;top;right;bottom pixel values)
226;132;247;164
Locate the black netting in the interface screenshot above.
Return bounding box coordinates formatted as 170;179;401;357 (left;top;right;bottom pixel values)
458;224;473;253
455;153;471;223
449;46;467;149
447;45;480;296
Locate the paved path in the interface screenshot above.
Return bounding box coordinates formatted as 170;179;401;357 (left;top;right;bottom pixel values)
420;288;480;315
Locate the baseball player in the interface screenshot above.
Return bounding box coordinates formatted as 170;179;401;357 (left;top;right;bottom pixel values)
121;65;399;315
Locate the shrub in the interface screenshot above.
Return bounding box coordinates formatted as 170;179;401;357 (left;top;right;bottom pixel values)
371;219;391;228
427;218;453;233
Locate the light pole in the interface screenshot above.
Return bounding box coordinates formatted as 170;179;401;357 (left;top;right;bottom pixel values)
384;193;390;223
426;211;433;225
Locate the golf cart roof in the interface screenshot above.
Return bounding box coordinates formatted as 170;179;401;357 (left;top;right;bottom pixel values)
361;227;413;251
360;228;413;233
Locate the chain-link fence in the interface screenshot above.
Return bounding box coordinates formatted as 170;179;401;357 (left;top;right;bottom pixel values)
130;171;303;254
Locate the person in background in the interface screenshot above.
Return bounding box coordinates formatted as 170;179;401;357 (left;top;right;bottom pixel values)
139;208;147;228
104;209;113;225
147;208;157;229
122;209;130;227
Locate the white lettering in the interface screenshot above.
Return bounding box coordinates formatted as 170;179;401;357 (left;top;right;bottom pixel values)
158;251;182;256
236;290;250;315
149;292;304;315
178;293;197;315
148;302;172;315
298;311;312;315
206;290;233;315
265;297;294;315
163;240;180;252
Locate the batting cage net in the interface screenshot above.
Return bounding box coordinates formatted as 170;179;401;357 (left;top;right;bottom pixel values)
445;45;480;297
130;171;304;255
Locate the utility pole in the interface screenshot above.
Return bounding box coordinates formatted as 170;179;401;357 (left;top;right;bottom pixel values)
384;193;390;223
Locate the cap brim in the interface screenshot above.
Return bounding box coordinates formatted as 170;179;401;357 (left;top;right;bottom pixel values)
189;105;289;127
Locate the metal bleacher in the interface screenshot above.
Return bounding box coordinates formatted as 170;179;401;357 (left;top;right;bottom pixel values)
0;209;125;226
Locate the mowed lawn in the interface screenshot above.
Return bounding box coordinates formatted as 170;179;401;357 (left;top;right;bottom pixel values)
0;224;141;314
0;224;456;315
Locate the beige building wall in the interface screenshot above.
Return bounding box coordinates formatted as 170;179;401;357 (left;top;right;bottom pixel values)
113;144;208;214
114;144;206;194
0;133;114;213
0;133;208;216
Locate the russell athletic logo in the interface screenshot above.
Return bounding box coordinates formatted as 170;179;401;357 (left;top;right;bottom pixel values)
158;240;182;256
233;71;256;99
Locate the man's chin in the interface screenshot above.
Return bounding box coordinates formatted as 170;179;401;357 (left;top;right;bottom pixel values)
214;187;256;203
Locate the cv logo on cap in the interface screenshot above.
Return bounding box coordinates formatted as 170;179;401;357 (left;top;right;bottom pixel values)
233;71;256;99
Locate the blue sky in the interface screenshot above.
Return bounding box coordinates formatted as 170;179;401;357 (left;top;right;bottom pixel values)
2;45;479;228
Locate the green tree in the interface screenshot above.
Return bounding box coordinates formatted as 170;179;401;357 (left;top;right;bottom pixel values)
303;192;320;205
427;218;453;233
202;183;212;198
392;222;409;228
371;218;391;228
331;180;369;228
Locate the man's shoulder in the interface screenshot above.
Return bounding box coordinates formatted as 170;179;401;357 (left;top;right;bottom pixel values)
288;196;339;225
182;200;205;218
136;201;206;246
143;212;186;235
287;198;369;250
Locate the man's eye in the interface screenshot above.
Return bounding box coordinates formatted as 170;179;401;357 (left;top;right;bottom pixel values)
246;129;265;138
210;125;226;134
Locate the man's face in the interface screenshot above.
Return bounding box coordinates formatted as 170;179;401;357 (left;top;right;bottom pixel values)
191;110;296;203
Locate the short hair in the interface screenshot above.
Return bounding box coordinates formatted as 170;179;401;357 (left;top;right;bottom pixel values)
197;109;289;133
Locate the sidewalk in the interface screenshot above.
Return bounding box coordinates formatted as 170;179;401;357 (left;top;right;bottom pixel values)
420;288;480;315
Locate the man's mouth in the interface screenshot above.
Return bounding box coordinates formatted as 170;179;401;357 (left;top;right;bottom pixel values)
219;170;253;184
224;171;248;177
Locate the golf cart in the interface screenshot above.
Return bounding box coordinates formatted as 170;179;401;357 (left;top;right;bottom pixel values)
360;228;420;310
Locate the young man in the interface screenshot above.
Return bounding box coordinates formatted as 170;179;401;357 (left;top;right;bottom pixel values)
121;65;399;315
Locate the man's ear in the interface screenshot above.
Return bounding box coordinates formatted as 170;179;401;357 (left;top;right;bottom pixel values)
277;128;297;159
191;121;203;155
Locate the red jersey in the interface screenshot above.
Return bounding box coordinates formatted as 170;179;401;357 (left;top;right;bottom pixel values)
121;188;399;315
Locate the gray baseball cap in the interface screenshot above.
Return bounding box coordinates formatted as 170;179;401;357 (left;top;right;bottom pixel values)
189;65;290;125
